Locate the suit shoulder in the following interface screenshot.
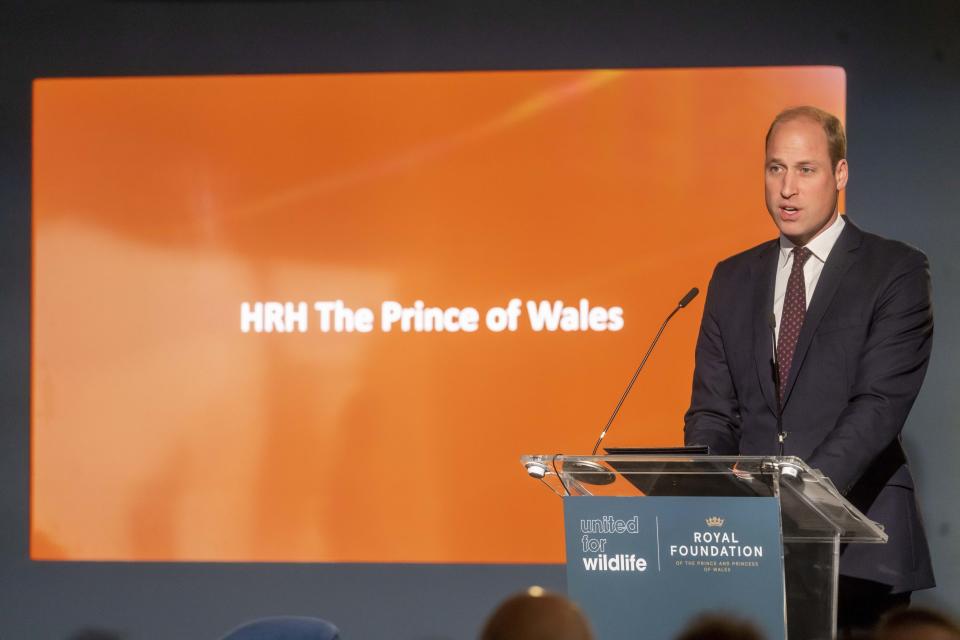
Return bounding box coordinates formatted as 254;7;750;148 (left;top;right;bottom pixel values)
712;239;776;278
858;228;928;264
849;224;930;279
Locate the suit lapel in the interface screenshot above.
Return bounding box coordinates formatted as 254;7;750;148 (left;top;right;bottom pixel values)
752;241;780;416
780;219;864;408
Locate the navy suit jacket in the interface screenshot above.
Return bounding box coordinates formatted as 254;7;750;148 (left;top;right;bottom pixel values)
684;217;934;592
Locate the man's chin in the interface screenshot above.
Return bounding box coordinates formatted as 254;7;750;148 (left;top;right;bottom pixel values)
769;215;804;239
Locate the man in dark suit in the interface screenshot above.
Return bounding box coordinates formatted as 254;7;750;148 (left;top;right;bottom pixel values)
684;106;935;633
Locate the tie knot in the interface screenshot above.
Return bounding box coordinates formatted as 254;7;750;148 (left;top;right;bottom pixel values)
792;246;812;269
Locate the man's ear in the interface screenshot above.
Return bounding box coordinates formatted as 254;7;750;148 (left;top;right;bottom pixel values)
835;158;849;191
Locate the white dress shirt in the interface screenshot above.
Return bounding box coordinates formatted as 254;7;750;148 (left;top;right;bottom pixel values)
773;214;846;344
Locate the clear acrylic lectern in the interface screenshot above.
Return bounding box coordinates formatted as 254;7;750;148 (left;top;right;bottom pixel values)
521;454;887;640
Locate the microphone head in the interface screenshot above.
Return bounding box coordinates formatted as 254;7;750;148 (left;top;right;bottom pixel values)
678;287;700;308
768;313;777;330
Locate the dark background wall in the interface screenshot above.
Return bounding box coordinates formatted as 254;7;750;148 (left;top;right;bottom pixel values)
2;2;958;638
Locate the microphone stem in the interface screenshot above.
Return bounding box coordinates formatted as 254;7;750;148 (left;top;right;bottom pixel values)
770;314;786;457
591;304;682;456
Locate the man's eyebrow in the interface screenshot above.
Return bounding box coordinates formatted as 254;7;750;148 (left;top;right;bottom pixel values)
765;157;821;165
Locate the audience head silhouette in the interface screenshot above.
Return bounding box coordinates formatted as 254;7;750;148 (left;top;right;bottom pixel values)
875;607;960;640
674;613;766;640
479;587;594;640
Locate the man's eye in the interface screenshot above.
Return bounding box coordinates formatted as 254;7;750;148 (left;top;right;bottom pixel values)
799;166;815;174
768;165;783;174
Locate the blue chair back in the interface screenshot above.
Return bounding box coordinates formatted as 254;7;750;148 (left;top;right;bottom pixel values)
220;615;340;640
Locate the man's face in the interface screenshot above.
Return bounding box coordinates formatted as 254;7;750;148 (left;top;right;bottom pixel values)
764;117;848;246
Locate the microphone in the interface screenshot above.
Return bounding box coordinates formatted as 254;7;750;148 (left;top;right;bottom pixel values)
769;313;786;456
677;288;699;308
591;287;699;454
561;287;700;484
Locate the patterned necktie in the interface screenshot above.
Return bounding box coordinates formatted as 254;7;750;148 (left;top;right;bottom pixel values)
777;246;812;404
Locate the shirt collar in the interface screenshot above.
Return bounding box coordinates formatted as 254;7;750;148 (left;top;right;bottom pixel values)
778;214;846;266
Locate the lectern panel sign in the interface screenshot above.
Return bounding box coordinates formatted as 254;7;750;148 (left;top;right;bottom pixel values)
564;496;786;640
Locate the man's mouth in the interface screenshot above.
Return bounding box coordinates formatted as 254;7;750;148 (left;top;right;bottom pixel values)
780;206;800;218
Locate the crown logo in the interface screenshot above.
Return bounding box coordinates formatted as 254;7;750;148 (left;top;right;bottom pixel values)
705;516;724;527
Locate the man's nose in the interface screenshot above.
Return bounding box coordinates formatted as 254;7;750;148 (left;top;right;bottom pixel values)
780;171;798;198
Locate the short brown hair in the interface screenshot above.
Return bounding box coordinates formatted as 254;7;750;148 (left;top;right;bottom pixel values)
875;607;960;640
675;613;766;640
480;590;594;640
765;106;847;169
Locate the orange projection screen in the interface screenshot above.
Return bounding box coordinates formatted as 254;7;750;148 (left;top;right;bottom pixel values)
32;67;845;563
